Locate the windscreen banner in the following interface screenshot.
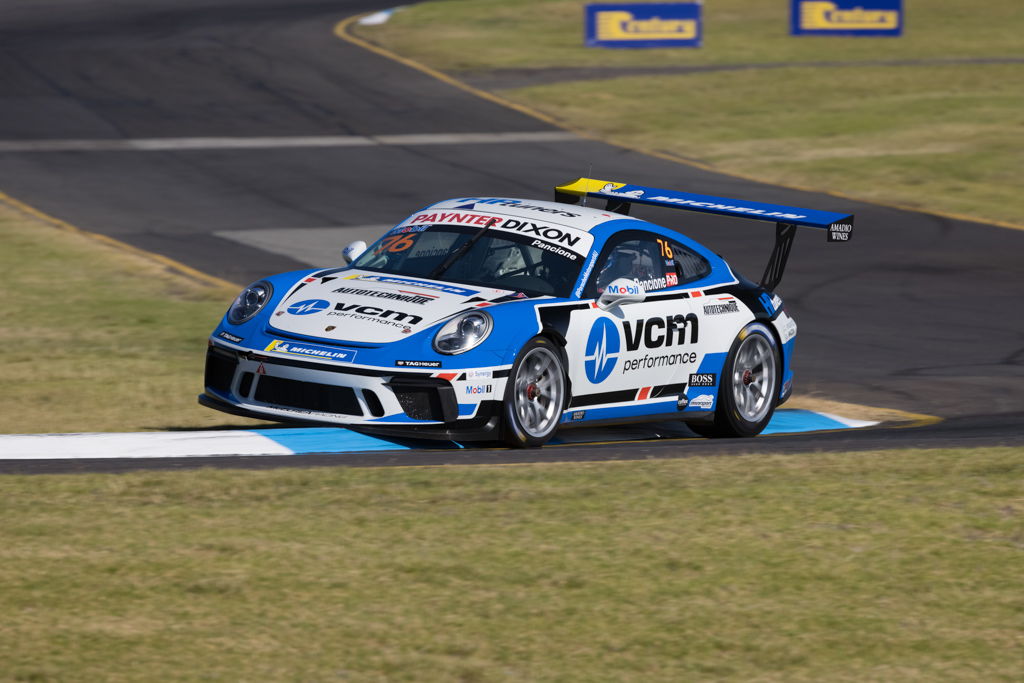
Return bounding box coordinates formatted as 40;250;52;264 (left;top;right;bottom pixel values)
585;3;702;48
790;0;903;36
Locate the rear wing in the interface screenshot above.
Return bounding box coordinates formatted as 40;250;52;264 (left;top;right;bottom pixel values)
554;177;853;291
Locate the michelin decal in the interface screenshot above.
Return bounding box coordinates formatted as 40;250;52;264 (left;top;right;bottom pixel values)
265;340;357;363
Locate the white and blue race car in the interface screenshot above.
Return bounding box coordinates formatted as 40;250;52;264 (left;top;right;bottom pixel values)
201;178;853;447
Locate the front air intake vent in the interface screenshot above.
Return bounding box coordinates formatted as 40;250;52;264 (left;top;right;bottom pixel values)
362;389;385;418
385;378;458;422
254;376;362;416
205;348;237;394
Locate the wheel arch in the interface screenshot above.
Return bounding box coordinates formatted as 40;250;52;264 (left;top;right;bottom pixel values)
501;335;570;447
736;319;783;419
538;326;572;411
760;316;786;389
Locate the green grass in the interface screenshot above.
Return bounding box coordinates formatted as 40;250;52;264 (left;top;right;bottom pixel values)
2;448;1022;680
361;0;1023;71
0;155;1018;682
506;64;1023;221
356;0;1024;226
0;202;265;433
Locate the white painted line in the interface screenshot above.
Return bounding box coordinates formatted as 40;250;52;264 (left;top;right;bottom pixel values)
0;431;292;459
0;131;580;153
816;412;880;429
374;132;577;145
0;409;882;461
0;137;368;152
358;6;405;26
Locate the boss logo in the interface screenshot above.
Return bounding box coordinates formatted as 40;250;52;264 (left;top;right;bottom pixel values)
622;313;698;351
688;373;716;387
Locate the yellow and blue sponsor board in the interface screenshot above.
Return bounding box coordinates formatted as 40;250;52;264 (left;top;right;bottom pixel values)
791;0;903;36
585;3;702;48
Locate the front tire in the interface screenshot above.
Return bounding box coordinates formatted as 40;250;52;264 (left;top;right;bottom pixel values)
501;337;567;448
690;322;780;438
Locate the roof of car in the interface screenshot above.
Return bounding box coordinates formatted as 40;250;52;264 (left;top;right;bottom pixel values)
423;196;639;233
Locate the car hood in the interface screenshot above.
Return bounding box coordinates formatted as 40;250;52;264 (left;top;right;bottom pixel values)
267;270;529;344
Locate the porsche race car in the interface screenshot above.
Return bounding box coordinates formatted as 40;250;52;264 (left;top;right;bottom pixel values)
201;178;853;447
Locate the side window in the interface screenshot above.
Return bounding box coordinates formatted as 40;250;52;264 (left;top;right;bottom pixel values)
590;232;670;296
667;240;711;285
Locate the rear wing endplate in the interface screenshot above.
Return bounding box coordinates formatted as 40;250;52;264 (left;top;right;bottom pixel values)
554;177;854;291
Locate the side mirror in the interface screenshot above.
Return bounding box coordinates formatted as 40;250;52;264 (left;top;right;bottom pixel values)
597;278;646;310
342;240;367;265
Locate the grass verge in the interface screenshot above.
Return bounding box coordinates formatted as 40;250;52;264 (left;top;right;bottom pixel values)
355;0;1024;226
360;0;1023;71
2;448;1022;680
0;200;265;433
504;64;1022;222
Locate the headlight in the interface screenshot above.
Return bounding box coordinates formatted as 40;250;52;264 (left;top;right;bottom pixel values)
227;280;273;325
433;311;493;355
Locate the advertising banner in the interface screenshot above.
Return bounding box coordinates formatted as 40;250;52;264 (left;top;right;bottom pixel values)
585;3;702;48
791;0;903;36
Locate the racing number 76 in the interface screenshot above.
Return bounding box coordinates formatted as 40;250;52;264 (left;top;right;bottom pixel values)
374;234;416;254
656;238;673;259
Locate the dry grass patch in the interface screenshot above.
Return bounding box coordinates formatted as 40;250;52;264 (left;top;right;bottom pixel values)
360;0;1023;71
502;64;1023;224
0;200;268;433
1;448;1022;680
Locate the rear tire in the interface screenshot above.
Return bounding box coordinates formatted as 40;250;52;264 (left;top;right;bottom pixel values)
690;322;780;438
501;337;567;448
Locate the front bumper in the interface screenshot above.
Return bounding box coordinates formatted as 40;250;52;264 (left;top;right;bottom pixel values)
201;344;503;440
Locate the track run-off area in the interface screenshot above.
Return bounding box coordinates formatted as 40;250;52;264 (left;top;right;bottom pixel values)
0;410;879;465
1;0;1022;469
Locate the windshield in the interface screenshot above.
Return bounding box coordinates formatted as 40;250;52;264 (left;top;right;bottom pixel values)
351;225;583;297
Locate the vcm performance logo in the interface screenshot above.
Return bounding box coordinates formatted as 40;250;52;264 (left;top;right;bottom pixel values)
286;299;330;315
586;3;702;48
584;317;620;384
791;0;902;36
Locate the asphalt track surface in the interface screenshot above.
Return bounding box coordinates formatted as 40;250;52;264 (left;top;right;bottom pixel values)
1;0;1022;472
